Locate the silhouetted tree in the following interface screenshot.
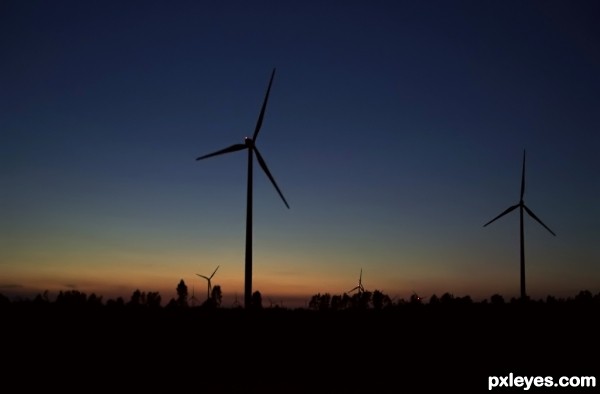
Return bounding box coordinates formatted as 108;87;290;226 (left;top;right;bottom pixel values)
440;292;454;305
349;291;371;309
372;290;384;310
382;293;393;309
56;290;87;307
428;294;440;305
490;294;505;305
371;290;392;310
309;294;319;310
341;293;351;309
330;294;343;311
87;293;103;307
146;291;162;308
128;289;143;307
201;286;222;309
176;279;188;308
309;293;332;311
251;290;263;309
211;285;222;307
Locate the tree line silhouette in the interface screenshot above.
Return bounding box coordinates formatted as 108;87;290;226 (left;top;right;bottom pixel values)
2;278;599;312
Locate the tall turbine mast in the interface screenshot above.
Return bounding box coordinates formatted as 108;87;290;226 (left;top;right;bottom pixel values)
196;69;289;308
484;150;556;300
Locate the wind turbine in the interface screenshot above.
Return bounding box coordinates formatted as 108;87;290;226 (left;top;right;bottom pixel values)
347;268;365;294
196;265;220;300
190;286;199;307
196;68;289;308
483;150;556;300
411;291;427;303
232;293;241;308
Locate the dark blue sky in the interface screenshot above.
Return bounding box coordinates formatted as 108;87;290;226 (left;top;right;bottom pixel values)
2;1;599;305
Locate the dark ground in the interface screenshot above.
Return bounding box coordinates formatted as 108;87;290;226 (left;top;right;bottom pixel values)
2;302;598;393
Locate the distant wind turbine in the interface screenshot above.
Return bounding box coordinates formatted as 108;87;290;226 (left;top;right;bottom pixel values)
232;293;241;308
348;268;365;294
411;291;427;303
196;68;289;308
483;150;556;300
196;265;220;300
190;286;199;307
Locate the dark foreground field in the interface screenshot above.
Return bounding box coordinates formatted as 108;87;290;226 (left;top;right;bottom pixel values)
2;302;598;393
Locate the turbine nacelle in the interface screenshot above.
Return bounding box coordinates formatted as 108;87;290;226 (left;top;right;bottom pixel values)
244;137;254;148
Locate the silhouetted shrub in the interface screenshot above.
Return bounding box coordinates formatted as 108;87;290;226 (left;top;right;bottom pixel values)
428;294;440;305
251;290;263;309
490;294;505;305
440;293;454;305
176;279;188;308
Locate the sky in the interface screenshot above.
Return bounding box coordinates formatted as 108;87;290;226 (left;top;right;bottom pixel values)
1;0;599;307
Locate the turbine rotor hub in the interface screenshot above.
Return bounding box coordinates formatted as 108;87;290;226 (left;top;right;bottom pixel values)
244;137;254;147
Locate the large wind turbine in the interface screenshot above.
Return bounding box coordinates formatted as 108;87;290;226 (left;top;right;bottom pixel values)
196;265;220;300
483;150;556;300
196;68;289;308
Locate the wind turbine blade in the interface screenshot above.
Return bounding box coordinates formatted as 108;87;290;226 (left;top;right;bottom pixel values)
523;205;556;236
521;150;526;201
196;144;247;161
254;147;290;209
483;204;519;227
348;286;360;293
196;274;209;280
210;265;220;279
253;68;276;142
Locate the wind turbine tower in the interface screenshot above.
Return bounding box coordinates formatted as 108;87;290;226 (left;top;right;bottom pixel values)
196;68;289;308
484;150;556;300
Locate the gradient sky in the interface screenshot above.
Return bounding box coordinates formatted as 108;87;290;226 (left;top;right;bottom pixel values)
2;0;599;307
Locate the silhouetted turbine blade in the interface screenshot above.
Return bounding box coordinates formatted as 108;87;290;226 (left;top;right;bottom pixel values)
253;68;276;142
254;146;290;209
196;144;247;161
523;204;556;236
210;265;220;279
521;150;526;201
483;204;520;227
196;274;209;280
